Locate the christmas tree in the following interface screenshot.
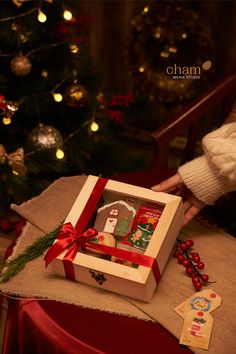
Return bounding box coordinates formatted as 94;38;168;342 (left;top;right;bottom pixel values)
0;0;141;214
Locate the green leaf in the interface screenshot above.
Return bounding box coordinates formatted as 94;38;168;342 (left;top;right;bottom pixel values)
0;222;63;283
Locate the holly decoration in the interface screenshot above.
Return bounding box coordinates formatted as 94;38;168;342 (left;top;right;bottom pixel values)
173;238;211;291
0;223;62;283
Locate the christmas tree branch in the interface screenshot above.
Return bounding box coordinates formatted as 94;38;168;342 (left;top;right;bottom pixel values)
0;223;63;283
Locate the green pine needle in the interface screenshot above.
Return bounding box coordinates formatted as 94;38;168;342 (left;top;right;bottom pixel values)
0;223;63;283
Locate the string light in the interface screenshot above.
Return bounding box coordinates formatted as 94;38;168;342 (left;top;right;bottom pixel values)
37;9;47;23
56;148;64;159
2;117;11;125
63;10;73;21
41;70;48;78
154;31;161;39
4;114;102;171
90;121;99;132
11;23;19;31
20;34;27;43
143;7;149;14
139;66;145;73
160;51;169;58
0;8;36;22
182;33;187;39
0;41;69;61
70;44;79;54
169;46;178;53
53;93;63;102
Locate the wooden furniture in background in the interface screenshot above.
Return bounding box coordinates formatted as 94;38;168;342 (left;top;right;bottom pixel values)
113;71;236;188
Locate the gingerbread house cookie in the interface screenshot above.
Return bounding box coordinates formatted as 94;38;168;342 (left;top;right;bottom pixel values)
93;200;136;238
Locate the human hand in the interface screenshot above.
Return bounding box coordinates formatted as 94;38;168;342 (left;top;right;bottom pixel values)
151;173;205;226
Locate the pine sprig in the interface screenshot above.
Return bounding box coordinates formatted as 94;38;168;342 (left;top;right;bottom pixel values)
0;223;63;283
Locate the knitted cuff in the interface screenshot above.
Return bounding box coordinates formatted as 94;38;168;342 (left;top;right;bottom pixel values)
178;156;234;205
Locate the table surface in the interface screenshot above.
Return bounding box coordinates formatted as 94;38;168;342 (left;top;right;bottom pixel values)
3;298;193;354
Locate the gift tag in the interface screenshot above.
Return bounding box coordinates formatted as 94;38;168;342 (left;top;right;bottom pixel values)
179;310;213;350
175;289;221;319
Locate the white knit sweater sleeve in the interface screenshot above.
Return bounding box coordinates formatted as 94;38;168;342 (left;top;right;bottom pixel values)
178;122;236;205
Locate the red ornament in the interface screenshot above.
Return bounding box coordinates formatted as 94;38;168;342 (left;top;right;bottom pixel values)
105;109;123;124
0;218;13;233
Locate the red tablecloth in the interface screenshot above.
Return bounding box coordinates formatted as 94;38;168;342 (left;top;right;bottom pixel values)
3;298;192;354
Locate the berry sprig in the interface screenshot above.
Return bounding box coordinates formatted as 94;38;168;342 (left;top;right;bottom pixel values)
173;238;210;291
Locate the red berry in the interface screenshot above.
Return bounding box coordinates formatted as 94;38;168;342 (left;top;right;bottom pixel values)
185;240;194;248
194;281;202;291
191;252;199;257
173;250;180;258
177;254;184;264
201;274;209;282
182;258;190;267
192;253;200;263
186;266;194;275
0;218;13;232
197;261;205;270
192;275;200;284
180;242;187;250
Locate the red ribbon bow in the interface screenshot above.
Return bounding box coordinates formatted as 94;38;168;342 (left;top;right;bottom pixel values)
44;223;98;267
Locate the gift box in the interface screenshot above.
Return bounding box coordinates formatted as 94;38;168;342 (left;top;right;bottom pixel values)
47;175;183;302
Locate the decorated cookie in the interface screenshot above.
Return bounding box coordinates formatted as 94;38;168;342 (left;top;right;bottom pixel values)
93;200;136;238
86;232;116;257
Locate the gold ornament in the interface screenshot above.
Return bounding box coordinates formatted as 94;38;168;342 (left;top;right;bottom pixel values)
10;55;32;77
64;83;88;108
28;124;63;149
0;144;26;176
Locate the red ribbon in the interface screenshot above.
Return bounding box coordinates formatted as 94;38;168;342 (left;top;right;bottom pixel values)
44;222;160;283
44;223;98;268
44;177;160;284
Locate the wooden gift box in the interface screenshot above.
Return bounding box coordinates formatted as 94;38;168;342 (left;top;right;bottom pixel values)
49;175;183;302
